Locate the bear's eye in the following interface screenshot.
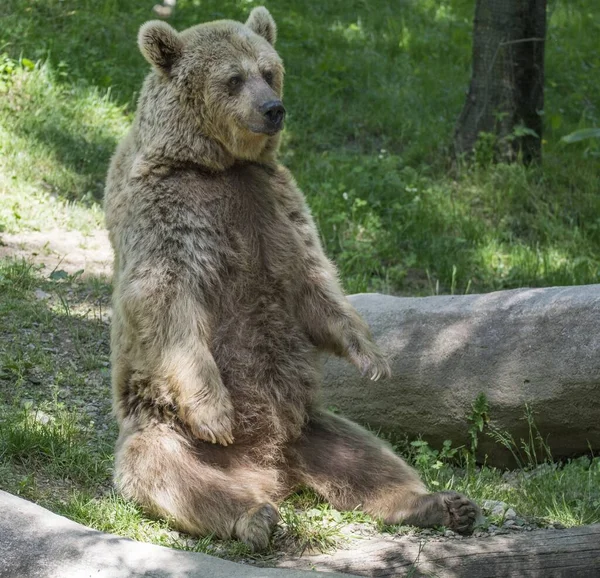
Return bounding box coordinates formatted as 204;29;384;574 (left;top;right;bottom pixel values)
263;71;274;86
228;75;243;89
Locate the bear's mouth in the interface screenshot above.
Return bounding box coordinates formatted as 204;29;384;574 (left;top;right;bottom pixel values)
247;124;284;136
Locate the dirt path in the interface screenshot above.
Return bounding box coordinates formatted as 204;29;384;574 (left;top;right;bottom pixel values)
0;230;113;279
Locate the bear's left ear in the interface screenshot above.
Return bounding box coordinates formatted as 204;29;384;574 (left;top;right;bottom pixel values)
245;6;277;46
138;20;184;75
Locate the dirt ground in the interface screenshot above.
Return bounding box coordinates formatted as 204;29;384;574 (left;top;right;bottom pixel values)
0;230;113;279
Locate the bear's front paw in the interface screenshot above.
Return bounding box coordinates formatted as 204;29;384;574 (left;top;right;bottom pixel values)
349;339;391;382
182;395;235;446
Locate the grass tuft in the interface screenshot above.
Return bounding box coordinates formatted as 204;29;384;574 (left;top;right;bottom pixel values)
0;405;111;487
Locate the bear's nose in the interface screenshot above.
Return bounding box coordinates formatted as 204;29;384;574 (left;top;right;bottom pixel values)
260;100;286;130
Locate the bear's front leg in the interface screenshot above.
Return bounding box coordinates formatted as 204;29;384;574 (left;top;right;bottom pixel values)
285;181;391;381
170;353;235;446
119;269;235;446
294;243;390;381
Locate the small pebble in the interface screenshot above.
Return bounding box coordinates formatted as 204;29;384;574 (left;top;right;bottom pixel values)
482;500;507;515
33;410;54;425
34;288;51;300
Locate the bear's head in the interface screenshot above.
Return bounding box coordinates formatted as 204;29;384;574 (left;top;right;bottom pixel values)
135;7;284;170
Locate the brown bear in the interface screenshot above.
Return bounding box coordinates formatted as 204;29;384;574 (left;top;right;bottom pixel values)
104;7;479;551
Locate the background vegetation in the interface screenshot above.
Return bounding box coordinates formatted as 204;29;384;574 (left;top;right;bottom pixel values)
0;0;599;559
1;0;598;295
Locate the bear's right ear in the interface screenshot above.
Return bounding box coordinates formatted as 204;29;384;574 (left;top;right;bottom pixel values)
138;21;183;74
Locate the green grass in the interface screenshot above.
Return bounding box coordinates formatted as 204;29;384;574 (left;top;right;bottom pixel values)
0;405;109;485
398;434;600;529
0;0;599;564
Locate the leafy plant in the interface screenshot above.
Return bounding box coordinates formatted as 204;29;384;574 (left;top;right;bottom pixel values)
279;502;344;554
561;128;600;158
561;128;600;143
409;438;460;488
465;392;490;470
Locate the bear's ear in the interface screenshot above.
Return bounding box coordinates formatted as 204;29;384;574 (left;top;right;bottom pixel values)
138;21;184;74
245;7;277;46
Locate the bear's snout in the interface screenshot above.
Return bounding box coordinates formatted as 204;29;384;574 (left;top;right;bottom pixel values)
260;100;286;132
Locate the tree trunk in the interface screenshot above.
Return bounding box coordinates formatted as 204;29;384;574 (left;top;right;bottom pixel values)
454;0;546;164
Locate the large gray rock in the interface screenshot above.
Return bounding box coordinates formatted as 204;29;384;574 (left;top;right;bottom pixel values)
323;287;600;466
0;490;353;578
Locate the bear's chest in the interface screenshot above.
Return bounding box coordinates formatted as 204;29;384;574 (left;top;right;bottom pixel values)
220;168;304;284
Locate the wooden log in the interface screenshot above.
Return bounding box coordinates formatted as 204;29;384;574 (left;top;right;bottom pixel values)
279;525;600;577
323;289;600;467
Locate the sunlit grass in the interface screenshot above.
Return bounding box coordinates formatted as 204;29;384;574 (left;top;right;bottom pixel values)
0;60;127;232
59;492;177;544
0;405;111;485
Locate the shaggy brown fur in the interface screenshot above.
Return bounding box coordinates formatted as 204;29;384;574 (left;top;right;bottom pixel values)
105;7;479;551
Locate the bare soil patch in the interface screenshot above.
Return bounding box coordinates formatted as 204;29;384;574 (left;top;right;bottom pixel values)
0;230;112;279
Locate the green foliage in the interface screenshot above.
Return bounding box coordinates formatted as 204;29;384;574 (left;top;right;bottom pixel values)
488;404;553;471
0;260;39;293
58;492;178;544
561;128;600;158
561;128;600;143
0;54;17;91
409;439;460;488
0;405;111;486
466;392;490;461
279;501;344;553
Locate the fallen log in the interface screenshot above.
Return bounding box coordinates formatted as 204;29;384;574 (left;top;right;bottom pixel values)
323;288;600;466
3;489;599;578
279;525;600;577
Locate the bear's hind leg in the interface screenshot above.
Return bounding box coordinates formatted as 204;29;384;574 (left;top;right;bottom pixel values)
285;410;479;534
115;423;280;551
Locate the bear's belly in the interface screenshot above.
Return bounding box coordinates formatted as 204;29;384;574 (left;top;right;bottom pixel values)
210;293;319;443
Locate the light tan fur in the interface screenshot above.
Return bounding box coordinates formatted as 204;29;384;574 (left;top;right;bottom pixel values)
105;7;479;550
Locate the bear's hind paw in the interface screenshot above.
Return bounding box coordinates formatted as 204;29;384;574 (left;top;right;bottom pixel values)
234;503;279;552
